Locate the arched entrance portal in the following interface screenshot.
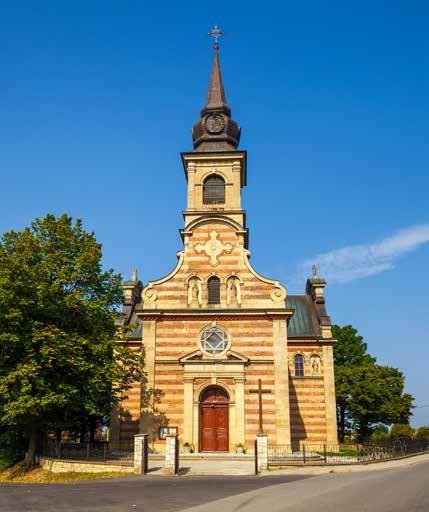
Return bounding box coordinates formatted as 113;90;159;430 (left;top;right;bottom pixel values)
200;386;229;452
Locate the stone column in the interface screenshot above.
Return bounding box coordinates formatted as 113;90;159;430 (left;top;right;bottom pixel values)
256;434;268;474
134;434;149;475
164;435;179;475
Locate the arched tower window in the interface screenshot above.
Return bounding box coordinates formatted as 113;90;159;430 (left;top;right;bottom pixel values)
294;354;305;377
203;175;225;204
207;276;221;304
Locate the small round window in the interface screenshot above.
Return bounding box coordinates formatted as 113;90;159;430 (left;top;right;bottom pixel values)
201;327;228;355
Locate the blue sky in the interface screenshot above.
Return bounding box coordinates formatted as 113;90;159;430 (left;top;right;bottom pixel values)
1;2;428;425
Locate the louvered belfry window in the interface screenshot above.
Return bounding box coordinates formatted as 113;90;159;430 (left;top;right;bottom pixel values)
203;175;225;204
207;276;221;304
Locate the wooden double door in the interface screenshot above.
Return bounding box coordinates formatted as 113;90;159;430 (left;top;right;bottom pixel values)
200;386;229;452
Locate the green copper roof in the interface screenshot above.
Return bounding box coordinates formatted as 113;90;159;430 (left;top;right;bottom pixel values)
286;295;321;338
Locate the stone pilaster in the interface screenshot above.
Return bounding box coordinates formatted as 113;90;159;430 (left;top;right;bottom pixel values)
183;377;194;445
322;344;338;445
273;318;291;444
235;377;246;447
140;320;156;439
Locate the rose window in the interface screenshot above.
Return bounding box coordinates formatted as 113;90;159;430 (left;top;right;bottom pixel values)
200;327;228;355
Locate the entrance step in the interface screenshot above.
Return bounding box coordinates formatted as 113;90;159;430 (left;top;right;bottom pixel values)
148;453;255;476
149;452;253;462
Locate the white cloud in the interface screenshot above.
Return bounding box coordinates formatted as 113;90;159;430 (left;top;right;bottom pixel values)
300;224;429;284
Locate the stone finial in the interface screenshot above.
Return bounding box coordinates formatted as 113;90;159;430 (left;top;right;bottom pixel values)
312;264;317;278
131;268;138;283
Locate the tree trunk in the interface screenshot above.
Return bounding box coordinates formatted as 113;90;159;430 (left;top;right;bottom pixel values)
339;407;345;442
25;425;41;466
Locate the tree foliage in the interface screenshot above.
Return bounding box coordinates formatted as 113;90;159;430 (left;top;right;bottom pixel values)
416;425;429;441
332;324;414;441
390;423;415;439
0;214;143;463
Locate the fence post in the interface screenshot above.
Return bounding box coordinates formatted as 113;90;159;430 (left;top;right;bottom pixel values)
303;444;306;464
324;444;327;463
103;442;107;461
256;434;268;474
86;442;90;460
58;442;62;459
254;439;258;475
164;434;179;475
134;434;149;475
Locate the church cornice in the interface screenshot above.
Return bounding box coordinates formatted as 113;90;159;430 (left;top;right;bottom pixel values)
135;308;294;319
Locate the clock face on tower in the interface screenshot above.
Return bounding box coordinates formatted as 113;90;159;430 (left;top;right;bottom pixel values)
205;114;225;134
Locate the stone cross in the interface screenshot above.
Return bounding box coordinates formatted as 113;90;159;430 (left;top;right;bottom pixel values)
195;230;232;267
250;379;272;434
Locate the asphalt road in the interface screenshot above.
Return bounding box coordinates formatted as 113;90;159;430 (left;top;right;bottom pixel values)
183;459;429;512
1;460;428;512
0;474;309;512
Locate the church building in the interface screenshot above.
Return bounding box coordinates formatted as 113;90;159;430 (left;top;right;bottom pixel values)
111;38;338;453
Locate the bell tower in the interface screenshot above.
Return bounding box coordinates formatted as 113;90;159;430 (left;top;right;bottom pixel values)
181;29;247;237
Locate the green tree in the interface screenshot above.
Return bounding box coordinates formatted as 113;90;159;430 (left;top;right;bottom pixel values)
416;425;429;441
332;325;414;441
332;325;374;440
390;423;415;439
0;214;143;464
370;424;390;443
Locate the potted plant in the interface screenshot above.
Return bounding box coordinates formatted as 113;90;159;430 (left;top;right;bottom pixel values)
235;443;246;454
183;442;193;454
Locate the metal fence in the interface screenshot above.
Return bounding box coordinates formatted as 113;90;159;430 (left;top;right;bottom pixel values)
41;441;134;466
268;439;429;466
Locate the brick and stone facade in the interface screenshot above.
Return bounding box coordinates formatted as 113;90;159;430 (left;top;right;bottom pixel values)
110;42;337;453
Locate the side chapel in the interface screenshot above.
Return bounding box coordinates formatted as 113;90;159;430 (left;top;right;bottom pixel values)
111;37;338;452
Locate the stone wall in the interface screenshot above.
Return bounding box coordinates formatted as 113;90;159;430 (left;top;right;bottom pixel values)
39;457;133;474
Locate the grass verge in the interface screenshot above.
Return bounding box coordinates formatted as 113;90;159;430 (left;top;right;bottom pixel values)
0;462;133;484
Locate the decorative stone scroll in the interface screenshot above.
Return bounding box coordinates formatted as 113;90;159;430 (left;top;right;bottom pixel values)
271;285;286;303
195;230;232;267
143;286;157;303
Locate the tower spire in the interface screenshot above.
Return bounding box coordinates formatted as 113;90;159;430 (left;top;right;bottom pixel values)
203;41;230;115
192;26;240;152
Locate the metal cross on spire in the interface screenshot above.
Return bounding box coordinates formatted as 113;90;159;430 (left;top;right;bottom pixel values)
207;25;226;48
